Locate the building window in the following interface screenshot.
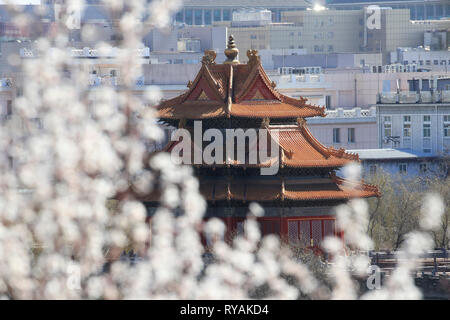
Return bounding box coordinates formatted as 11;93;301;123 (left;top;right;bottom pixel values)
314;45;323;52
333;128;340;143
185;9;193;25
425;60;431;65
6;100;12;116
204;10;212;25
175;11;183;23
194;9;202;25
419;60;423;66
444;115;450;137
403;115;411;137
423;115;431;137
213;9;221;21
325;95;331;109
348;128;355;143
419;163;428;173
433;60;438;65
383;116;392;138
369;164;377;175
223;9;231;21
298;32;301;37
399;163;407;174
250;35;257;39
258;219;281;237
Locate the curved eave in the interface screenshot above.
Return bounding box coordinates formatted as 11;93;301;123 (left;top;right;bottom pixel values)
157;101;227;119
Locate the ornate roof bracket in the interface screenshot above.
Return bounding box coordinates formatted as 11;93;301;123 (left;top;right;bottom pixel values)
281;178;285;201
261;117;270;128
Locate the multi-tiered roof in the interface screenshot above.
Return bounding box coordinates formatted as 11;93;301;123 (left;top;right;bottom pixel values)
157;45;325;120
150;36;379;205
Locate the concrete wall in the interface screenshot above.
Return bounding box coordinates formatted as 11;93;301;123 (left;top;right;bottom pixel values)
308;121;378;150
142;64;201;85
147;26;227;53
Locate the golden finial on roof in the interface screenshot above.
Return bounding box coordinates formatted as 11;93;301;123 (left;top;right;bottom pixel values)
224;35;239;65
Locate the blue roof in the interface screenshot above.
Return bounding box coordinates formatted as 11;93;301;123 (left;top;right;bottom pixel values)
347;148;437;160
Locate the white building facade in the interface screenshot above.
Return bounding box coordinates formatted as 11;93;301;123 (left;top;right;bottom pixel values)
307;107;378;150
377;95;450;155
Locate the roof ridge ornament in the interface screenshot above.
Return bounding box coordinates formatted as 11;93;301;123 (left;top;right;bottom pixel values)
261;117;270;128
247;49;261;69
224;35;239;65
202;50;216;65
296;117;306;127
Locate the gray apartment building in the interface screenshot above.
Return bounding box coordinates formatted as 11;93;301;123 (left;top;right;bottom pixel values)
377;81;450;155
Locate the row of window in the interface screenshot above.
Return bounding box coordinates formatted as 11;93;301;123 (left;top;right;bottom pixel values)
369;162;430;175
175;9;232;25
332;127;355;144
404;60;450;66
383;115;450;140
313;45;334;53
